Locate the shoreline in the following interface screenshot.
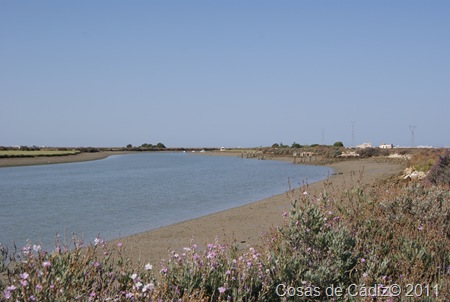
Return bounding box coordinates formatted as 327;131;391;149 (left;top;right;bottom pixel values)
110;157;404;265
2;151;405;266
0;151;131;168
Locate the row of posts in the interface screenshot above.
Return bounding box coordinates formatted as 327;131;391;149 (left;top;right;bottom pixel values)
239;151;314;163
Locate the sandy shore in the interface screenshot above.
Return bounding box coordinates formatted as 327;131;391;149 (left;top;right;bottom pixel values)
0;151;130;168
111;156;404;266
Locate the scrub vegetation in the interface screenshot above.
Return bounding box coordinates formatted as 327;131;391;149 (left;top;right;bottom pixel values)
1;151;450;301
0;150;80;158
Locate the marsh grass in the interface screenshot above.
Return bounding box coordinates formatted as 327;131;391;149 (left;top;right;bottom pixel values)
0;150;80;158
1;165;450;300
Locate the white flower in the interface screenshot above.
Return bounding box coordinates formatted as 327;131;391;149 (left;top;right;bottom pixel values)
144;263;153;271
130;273;138;280
142;282;154;293
94;237;100;246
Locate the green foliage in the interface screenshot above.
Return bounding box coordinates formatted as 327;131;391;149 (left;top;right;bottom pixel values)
333;141;344;147
156;142;166;149
140;143;154;148
126;144;133;149
271;200;357;291
291;142;302;148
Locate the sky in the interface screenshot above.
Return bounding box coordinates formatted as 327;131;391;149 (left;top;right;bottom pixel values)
1;1;449;148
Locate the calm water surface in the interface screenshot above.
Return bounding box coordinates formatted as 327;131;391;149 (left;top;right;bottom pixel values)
0;153;332;250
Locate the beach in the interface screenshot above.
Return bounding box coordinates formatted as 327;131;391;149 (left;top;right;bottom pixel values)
1;151;404;266
110;156;404;266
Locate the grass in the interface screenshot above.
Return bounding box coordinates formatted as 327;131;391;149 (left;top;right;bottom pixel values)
0;150;80;158
1;154;450;301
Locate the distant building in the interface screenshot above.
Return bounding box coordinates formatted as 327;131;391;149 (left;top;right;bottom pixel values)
379;143;394;149
356;142;372;149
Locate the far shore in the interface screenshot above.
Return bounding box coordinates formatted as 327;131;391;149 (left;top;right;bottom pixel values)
0;151;132;168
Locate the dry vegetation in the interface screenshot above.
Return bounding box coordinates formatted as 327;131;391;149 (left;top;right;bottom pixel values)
0;150;80;158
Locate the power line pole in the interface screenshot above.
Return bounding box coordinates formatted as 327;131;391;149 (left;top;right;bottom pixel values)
351;121;356;147
410;125;416;147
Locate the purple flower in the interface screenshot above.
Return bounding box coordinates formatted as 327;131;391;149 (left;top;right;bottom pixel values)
20;272;29;280
218;287;226;294
361;258;366;263
418;225;424;231
3;290;11;299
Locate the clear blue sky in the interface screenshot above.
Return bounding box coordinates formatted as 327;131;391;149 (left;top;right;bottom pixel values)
1;1;449;148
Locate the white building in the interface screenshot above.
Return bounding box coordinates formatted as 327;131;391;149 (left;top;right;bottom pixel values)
356;142;372;149
379;143;394;149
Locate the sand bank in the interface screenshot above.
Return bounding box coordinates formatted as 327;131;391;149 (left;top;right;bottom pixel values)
0;151;131;168
111;157;404;265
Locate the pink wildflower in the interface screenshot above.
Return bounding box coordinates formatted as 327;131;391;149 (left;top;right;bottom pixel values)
3;290;11;299
42;261;51;268
20;272;29;280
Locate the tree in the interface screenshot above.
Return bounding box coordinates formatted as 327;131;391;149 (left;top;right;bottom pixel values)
333;141;344;147
291;142;302;148
126;144;133;149
141;143;154;148
272;143;280;148
156;143;166;149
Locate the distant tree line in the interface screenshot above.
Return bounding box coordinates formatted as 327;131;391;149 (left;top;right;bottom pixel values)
271;141;344;148
126;143;166;149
